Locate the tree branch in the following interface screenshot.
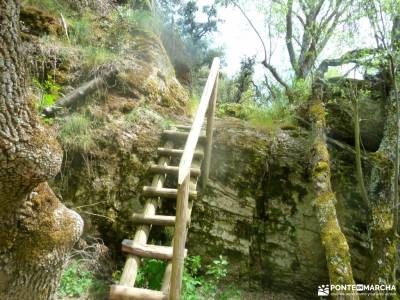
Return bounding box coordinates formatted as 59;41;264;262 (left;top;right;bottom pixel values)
231;1;290;95
286;0;299;75
315;48;380;79
43;68;117;117
262;60;291;93
231;0;268;64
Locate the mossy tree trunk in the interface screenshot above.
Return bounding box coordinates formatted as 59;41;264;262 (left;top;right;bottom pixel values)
0;1;83;299
309;85;358;299
367;90;398;291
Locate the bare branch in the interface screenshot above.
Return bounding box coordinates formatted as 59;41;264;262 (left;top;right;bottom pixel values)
312;0;325;19
231;0;268;64
315;2;349;55
286;0;299;75
262;60;291;93
295;12;305;26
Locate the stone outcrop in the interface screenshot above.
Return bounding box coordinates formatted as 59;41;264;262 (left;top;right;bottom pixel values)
188;118;370;299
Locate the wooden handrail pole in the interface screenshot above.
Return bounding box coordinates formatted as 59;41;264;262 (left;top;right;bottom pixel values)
178;57;220;184
169;175;190;300
202;72;219;190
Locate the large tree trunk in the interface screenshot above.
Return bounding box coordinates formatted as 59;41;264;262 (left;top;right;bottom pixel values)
0;1;83;299
308;85;358;299
367;90;398;291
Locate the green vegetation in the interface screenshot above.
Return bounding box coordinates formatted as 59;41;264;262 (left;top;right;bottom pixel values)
186;95;200;117
112;6;160;34
82;46;116;68
32;75;62;113
57;255;240;299
216;55;295;130
136;259;167;290
182;255;240;300
69;15;94;46
23;0;71;14
57;261;108;298
58;114;96;153
23;0;163;74
290;78;311;104
218;96;294;129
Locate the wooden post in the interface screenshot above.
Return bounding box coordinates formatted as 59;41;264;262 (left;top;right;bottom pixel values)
202;73;219;190
160;156;201;294
169;175;190;300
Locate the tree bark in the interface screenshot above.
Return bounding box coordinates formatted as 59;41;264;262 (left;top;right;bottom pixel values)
367;89;398;290
0;1;83;299
309;84;358;298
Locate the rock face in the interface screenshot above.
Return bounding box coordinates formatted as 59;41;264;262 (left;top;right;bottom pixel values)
52;108;163;250
49;23;190;252
188;119;370;299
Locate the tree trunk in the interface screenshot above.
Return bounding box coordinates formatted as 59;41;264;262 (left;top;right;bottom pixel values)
308;85;358;299
0;1;83;299
367;90;398;290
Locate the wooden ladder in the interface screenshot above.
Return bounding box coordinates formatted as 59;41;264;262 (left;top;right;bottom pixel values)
110;58;220;300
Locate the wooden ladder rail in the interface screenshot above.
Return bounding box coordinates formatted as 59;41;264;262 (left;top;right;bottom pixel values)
168;57;220;300
118;140;174;287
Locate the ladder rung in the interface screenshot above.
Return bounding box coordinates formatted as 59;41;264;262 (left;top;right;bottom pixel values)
142;187;197;199
157;148;204;158
132;214;176;226
122;240;187;260
150;165;201;177
163;130;207;142
110;285;167;300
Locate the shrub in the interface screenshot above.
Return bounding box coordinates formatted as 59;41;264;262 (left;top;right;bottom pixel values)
107;6;161;48
136;259;167;290
205;255;228;281
113;6;160;34
182;255;241;300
